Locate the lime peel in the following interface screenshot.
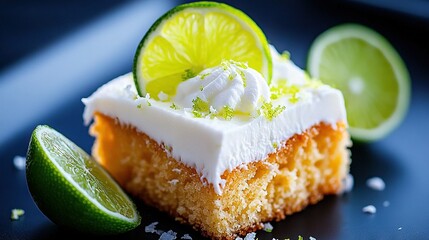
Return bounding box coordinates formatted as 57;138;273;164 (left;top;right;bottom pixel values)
26;125;141;234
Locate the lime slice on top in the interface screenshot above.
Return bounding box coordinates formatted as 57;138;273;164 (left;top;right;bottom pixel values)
133;1;272;99
307;23;410;142
26;125;141;234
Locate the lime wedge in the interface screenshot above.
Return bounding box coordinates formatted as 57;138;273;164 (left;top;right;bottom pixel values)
133;1;272;99
307;23;410;142
26;125;141;234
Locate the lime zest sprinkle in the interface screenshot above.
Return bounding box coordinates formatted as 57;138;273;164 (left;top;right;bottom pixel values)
259;101;286;121
272;142;278;149
199;72;211;80
182;69;197;81
289;85;299;103
10;209;25;220
136;104;142;109
281;50;291;60
192;97;210;118
221;60;229;70
270;81;301;103
228;73;236;80
163;143;172;153
221;59;248;71
170;103;178;110
238;69;247;87
216;105;234;120
298;235;303;240
147;100;152;107
229;59;248;69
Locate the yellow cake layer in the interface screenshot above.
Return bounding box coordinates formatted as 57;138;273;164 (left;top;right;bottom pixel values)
90;113;351;240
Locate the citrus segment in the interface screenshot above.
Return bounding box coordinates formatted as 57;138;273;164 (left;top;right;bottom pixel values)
26;125;141;234
307;23;410;142
133;1;272;99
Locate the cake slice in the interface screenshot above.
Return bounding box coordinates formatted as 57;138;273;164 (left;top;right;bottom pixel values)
82;2;351;239
82;47;351;240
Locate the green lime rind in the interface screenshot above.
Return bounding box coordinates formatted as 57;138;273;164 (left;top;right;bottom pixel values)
26;125;141;235
133;1;272;97
307;23;410;142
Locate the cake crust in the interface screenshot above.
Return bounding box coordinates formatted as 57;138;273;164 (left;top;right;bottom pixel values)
90;113;351;240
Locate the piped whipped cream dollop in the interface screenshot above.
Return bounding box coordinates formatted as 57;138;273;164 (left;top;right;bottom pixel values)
174;60;270;114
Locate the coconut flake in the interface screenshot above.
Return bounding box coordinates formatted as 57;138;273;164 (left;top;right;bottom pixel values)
366;177;385;191
362;205;377;214
169;179;179;185
263;222;273;232
244;232;256;240
145;222;159;233
159;230;177;240
181;234;192;239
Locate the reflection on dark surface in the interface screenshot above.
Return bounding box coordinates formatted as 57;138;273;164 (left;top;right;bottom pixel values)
1;0;429;239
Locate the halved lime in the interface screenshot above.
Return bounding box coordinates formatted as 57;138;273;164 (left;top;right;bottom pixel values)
307;23;410;142
133;1;272;99
26;125;141;234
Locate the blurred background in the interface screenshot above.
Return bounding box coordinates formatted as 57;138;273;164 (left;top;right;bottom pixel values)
1;0;429;239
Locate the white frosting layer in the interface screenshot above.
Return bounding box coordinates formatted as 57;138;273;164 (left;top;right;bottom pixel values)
270;45;309;86
82;47;347;195
174;61;270;114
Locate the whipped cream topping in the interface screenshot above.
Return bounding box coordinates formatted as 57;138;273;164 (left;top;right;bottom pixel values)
270;45;309;86
82;46;347;195
174;60;270;114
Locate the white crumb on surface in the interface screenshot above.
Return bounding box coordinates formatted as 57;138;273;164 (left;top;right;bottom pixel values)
169;179;179;185
13;156;26;170
10;208;25;220
159;230;177;240
398;227;402;231
263;222;273;232
362;205;377;214
145;222;159;233
181;234;192;239
244;232;256;240
235;232;257;240
342;173;354;193
309;236;317;240
172;168;181;173
383;201;390;207
366;177;385;191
